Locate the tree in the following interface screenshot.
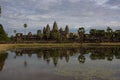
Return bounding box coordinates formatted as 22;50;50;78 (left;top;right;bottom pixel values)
0;24;8;41
114;30;120;42
90;29;96;36
13;30;17;42
37;30;42;39
107;26;113;33
78;55;85;63
0;53;8;71
78;27;85;43
69;33;74;40
65;54;69;63
65;25;69;34
106;27;113;42
0;6;1;17
95;30;105;42
23;23;27;35
89;29;97;42
13;30;16;36
69;33;78;41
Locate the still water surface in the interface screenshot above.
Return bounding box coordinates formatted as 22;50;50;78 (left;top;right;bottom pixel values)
0;47;120;80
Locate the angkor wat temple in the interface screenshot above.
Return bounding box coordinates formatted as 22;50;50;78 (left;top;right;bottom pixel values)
14;22;120;42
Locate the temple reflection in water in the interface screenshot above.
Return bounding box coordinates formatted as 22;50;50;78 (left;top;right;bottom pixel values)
13;47;120;66
0;47;120;71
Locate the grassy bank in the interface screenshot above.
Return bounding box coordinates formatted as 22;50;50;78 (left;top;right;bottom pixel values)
0;42;120;52
13;43;81;48
86;42;120;46
0;43;81;52
0;44;14;52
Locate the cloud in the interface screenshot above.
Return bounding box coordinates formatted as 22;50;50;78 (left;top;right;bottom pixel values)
68;0;81;3
91;0;109;5
0;0;120;35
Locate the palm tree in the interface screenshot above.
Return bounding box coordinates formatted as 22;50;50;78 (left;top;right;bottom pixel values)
78;27;85;43
107;27;112;32
13;30;17;42
0;6;1;17
13;30;16;36
24;23;27;35
106;27;113;42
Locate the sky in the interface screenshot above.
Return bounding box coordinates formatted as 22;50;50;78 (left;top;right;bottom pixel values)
0;0;120;35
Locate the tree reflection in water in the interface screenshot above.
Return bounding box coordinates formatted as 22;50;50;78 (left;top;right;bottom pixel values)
0;53;8;71
12;47;120;66
78;54;85;63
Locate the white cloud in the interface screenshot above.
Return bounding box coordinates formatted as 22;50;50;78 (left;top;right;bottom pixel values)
0;0;120;35
91;0;109;5
108;21;120;26
91;0;120;10
109;5;120;9
68;0;81;3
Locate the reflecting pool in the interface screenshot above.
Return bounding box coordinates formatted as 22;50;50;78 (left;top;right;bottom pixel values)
0;47;120;80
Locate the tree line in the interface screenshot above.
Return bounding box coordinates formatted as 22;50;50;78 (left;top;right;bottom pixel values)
0;24;9;41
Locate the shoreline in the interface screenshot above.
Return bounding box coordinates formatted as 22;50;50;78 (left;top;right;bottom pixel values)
0;42;120;52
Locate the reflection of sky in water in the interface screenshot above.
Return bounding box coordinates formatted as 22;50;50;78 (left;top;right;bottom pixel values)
56;57;120;80
0;48;120;80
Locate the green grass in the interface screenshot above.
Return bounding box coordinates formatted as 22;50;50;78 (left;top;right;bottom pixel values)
0;42;120;52
13;43;82;48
